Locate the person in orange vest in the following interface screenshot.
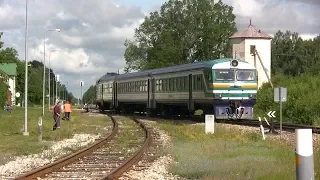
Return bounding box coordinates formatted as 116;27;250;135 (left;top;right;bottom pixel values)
63;100;72;120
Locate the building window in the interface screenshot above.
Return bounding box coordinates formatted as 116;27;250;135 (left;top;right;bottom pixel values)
250;45;256;54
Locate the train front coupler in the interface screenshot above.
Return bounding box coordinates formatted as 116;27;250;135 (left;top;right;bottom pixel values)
235;107;244;120
225;107;244;120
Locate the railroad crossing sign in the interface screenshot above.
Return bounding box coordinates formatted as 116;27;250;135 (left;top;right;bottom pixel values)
267;111;276;118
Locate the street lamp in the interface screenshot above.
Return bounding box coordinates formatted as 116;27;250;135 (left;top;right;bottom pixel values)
23;0;29;136
48;49;61;111
42;28;61;116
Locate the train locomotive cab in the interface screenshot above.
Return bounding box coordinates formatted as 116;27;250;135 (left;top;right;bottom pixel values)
211;59;257;120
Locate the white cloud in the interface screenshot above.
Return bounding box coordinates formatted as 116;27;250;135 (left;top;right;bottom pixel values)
0;0;319;98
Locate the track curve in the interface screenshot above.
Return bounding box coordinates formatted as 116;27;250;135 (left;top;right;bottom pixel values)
14;113;152;180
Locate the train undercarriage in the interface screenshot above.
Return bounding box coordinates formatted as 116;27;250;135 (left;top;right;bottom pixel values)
96;99;255;120
214;100;255;120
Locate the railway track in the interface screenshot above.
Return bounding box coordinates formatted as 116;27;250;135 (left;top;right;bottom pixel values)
14;113;152;180
131;113;320;134
215;119;320;134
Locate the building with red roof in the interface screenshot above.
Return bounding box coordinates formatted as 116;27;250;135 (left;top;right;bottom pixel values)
230;20;272;88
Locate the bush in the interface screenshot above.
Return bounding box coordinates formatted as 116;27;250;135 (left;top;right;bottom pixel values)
254;74;320;125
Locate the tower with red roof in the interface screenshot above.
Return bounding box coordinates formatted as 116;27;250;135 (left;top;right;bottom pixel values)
230;20;272;88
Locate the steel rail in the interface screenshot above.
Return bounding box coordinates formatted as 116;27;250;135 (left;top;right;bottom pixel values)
101;115;152;180
216;119;320;134
14;115;118;180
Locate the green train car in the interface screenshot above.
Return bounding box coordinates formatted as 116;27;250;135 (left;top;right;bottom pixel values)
96;58;258;120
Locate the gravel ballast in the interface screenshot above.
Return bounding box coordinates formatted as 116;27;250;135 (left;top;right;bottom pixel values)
0;134;101;179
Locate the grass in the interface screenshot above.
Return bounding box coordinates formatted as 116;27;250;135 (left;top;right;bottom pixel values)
155;121;320;180
0;107;111;165
112;116;146;151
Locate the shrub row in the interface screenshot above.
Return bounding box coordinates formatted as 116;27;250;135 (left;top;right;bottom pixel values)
254;74;320;125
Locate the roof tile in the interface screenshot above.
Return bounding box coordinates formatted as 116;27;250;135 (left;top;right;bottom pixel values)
230;24;272;39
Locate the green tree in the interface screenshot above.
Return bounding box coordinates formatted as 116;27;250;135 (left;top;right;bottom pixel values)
83;85;96;104
124;0;237;71
271;30;320;76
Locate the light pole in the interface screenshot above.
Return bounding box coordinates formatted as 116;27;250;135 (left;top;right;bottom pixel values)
80;81;84;105
52;71;55;106
43;28;61;116
48;49;61;111
23;0;29;136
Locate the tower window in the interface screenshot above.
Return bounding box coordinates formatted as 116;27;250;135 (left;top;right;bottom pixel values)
250;45;256;54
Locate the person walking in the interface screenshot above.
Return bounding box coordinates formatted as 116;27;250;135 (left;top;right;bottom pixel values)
63;100;72;120
53;100;62;131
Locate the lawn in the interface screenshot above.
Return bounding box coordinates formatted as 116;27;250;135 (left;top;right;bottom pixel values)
156;121;320;180
0;106;111;165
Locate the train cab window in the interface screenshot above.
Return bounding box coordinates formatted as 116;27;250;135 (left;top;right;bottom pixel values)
215;70;235;81
236;70;255;81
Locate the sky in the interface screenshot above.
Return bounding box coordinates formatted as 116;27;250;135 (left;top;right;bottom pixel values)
0;0;319;99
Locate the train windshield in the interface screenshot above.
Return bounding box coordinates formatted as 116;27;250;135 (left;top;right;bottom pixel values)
236;70;255;81
215;70;235;81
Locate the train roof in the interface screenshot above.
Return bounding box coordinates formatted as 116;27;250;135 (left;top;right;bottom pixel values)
97;58;253;82
96;72;118;83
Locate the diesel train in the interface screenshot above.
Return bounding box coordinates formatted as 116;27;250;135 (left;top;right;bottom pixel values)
95;58;258;120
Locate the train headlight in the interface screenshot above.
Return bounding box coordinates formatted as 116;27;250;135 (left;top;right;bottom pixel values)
249;94;256;99
215;94;222;99
231;59;238;67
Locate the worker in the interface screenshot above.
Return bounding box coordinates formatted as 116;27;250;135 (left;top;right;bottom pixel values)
63;100;72;120
53;100;62;131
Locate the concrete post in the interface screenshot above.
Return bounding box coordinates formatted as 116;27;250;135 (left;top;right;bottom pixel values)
295;129;314;180
205;115;214;134
38;116;42;142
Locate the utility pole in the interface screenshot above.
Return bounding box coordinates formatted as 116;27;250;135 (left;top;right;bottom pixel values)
23;0;29;136
80;81;84;105
52;76;55;106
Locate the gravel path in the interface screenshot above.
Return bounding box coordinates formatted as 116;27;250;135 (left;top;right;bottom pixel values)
0;134;101;179
119;120;185;180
